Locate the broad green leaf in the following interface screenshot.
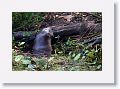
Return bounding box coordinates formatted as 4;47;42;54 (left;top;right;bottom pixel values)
14;55;24;62
48;57;54;62
22;60;31;64
58;51;63;54
28;64;36;69
19;42;25;46
82;56;86;59
37;59;46;66
68;51;72;55
87;52;95;59
73;53;81;61
85;50;89;54
97;65;102;69
72;53;76;58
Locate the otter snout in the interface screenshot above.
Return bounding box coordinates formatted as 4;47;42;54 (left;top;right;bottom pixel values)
42;27;54;37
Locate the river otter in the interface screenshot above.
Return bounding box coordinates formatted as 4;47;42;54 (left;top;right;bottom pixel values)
33;27;53;57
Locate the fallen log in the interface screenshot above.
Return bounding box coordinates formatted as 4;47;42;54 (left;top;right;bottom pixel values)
52;23;87;37
13;22;102;42
12;31;35;40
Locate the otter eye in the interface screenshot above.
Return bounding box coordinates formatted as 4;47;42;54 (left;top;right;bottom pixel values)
44;28;50;33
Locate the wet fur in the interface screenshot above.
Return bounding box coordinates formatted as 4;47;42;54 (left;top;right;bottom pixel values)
33;27;53;57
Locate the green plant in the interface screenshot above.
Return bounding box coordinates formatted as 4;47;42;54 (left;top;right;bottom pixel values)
12;12;43;31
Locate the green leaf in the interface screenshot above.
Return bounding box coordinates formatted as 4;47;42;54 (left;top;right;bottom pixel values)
82;56;86;59
14;55;24;62
19;42;25;46
85;50;89;54
28;64;36;70
22;60;31;64
87;52;95;58
97;65;102;69
73;53;81;61
68;51;72;55
48;57;54;62
72;53;76;58
58;51;63;54
37;59;46;66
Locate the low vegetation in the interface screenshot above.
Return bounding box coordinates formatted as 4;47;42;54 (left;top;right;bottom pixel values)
12;12;102;71
12;37;102;71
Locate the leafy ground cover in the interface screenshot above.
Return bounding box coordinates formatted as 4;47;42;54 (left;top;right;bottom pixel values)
12;37;102;71
12;12;102;71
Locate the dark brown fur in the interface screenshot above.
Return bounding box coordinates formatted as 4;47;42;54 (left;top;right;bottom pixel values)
33;27;53;57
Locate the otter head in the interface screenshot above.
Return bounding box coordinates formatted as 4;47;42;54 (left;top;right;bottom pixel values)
42;27;54;37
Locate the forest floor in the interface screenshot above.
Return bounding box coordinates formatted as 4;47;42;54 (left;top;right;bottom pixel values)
12;12;102;71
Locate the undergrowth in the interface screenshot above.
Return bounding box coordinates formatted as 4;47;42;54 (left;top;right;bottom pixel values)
12;38;102;71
